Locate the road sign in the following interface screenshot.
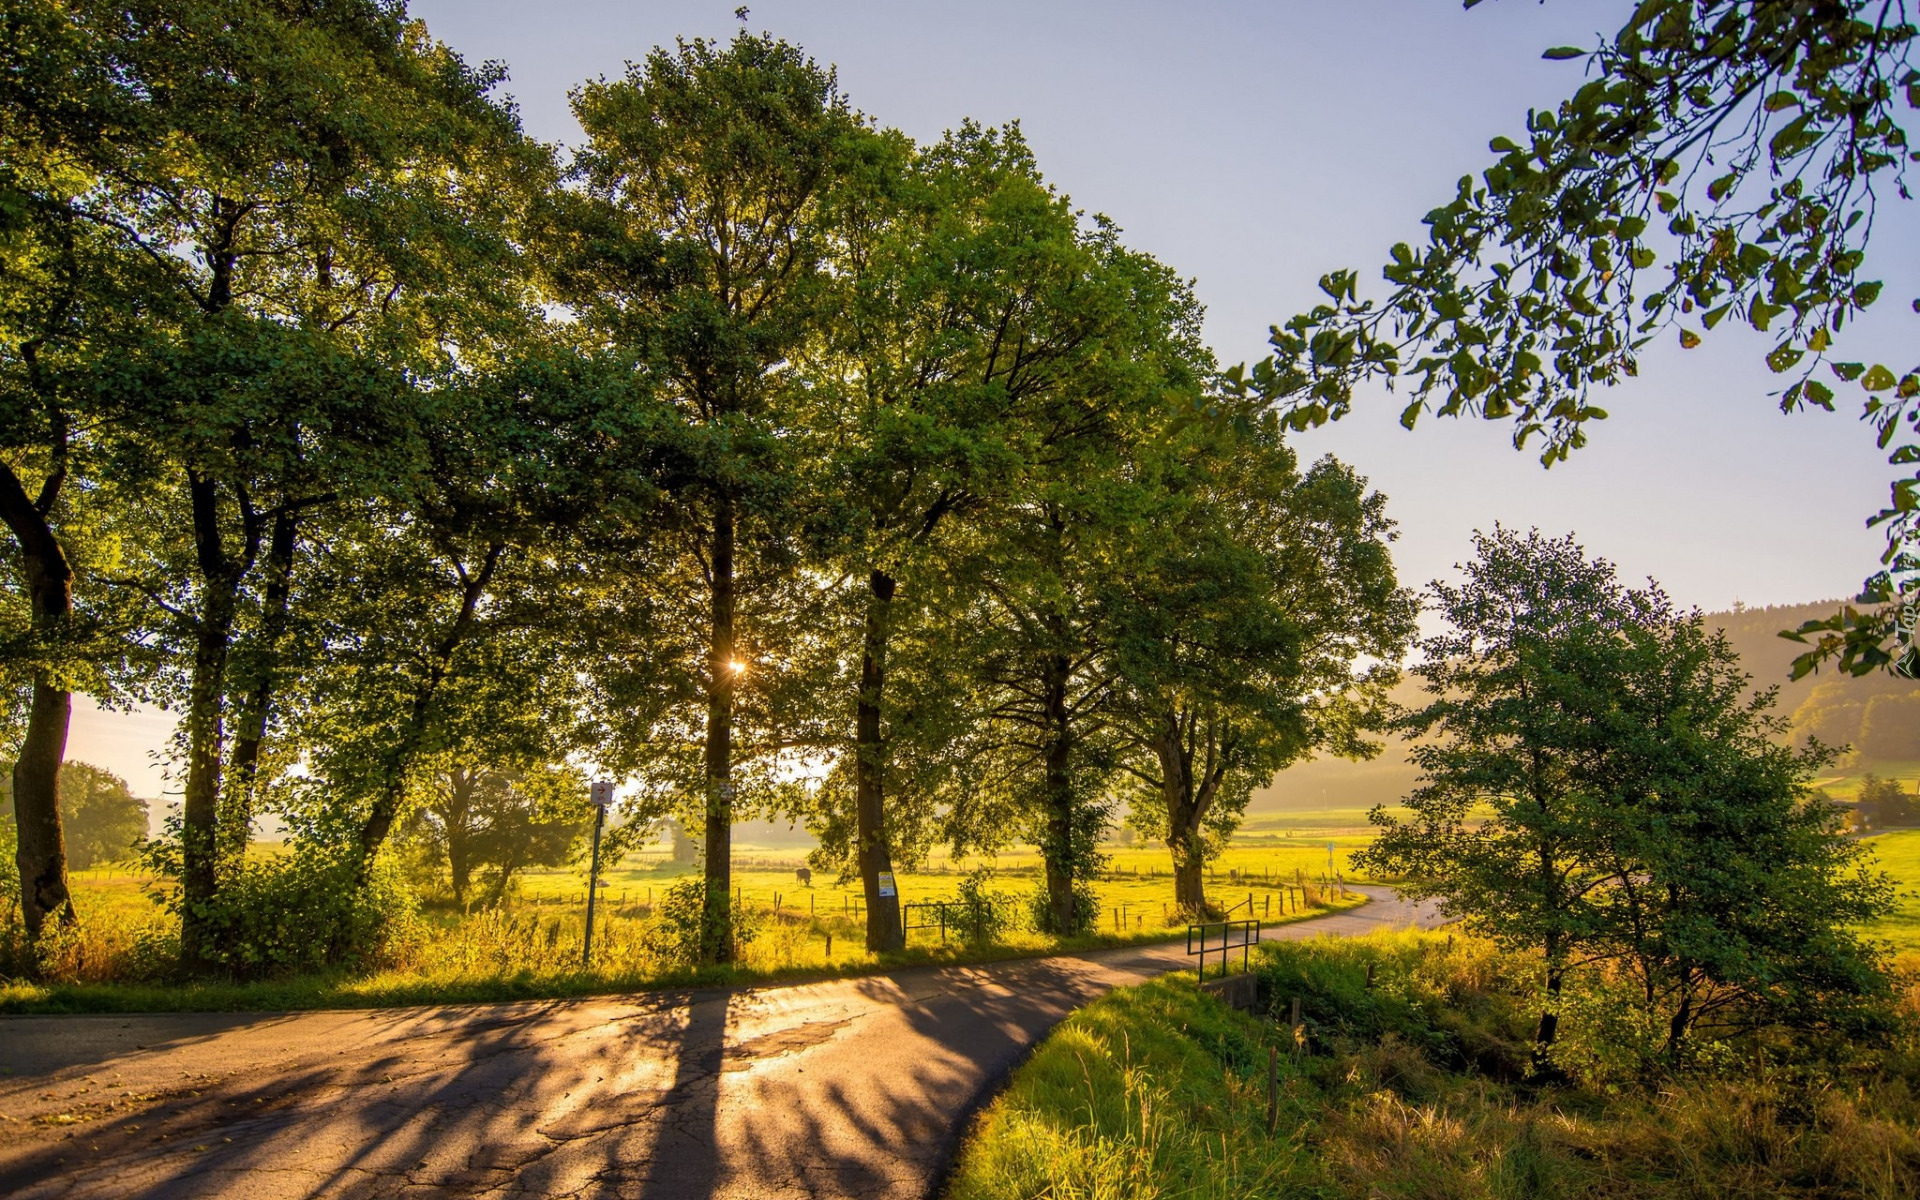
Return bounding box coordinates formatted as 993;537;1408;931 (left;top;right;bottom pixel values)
591;779;615;808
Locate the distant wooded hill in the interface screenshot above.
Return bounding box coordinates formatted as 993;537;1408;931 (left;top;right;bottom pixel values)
1251;599;1920;817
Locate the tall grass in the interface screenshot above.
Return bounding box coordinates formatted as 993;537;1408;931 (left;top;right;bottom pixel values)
945;932;1920;1200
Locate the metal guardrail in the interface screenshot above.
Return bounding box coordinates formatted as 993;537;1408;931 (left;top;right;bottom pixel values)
1187;918;1261;981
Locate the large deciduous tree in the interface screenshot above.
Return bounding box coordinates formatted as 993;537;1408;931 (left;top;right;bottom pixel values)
1359;527;1889;1064
564;34;857;964
74;0;544;968
798;122;1146;950
1112;416;1414;915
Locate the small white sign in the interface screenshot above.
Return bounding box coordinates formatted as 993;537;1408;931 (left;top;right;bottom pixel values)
590;780;615;808
876;871;897;899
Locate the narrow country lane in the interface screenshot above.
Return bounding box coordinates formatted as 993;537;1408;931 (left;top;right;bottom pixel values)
0;887;1442;1200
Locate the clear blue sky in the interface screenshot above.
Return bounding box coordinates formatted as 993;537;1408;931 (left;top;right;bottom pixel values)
73;0;1919;798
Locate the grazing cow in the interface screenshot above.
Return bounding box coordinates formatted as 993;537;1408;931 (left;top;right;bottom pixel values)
795;867;813;887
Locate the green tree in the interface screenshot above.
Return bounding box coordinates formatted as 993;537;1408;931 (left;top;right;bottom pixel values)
563;34;858;964
1360;529;1673;1057
797;121;1153;949
1857;771;1919;826
946;232;1216;935
1;759;146;871
1112;417;1414;915
1361;528;1889;1062
0;0;155;937
56;761;147;870
1232;1;1920;671
403;763;589;909
66;0;543;967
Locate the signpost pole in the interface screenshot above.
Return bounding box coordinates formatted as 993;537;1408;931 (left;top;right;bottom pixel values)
583;781;614;969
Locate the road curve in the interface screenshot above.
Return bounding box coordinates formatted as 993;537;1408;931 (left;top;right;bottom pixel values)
0;886;1441;1200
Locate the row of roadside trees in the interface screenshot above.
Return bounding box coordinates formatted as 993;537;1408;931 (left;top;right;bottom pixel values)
1;3;1415;974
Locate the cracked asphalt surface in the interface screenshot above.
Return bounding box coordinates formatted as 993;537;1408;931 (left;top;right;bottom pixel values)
0;886;1440;1199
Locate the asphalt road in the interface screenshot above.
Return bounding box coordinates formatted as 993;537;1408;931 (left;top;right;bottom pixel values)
0;887;1441;1200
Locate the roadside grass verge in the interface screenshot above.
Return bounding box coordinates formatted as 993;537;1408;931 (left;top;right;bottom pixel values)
0;887;1366;1015
946;931;1920;1200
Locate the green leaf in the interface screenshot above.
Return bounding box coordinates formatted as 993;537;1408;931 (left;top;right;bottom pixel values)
1762;90;1801;113
1541;46;1587;60
1489;136;1520;153
1862;364;1898;391
1679;328;1701;349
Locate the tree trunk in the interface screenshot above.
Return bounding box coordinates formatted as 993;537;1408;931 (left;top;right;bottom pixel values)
701;496;736;965
445;767;475;910
353;543;502;879
1534;942;1564;1063
0;463;76;939
1664;978;1695;1061
856;569;904;953
180;471;248;973
224;508;299;864
1039;638;1078;935
1155;716;1208;916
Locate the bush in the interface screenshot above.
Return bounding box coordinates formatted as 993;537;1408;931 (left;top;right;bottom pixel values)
954;866;1010;948
1027;876;1100;936
640;878;759;967
158;847;420;980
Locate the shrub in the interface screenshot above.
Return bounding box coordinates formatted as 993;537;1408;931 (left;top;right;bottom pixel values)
152;845;420;980
640;878;759;967
954;866;1010;948
1027;876;1100;936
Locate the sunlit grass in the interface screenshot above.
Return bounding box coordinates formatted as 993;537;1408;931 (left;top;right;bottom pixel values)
1863;829;1920;955
946;931;1920;1200
0;847;1366;1013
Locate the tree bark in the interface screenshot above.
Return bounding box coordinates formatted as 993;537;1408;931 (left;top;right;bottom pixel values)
0;462;75;939
855;569;905;952
701;495;737;965
179;470;252;973
224;507;299;864
1039;632;1078;935
1534;941;1564;1058
1159;722;1207;915
445;766;475;910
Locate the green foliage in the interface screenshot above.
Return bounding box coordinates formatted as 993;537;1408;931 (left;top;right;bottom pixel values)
1361;528;1892;1056
138;832;418;981
641;877;760;968
400;762;591;908
953;866;1009;948
1236;1;1920;669
57;761;144;869
1026;874;1100;937
1859;772;1920;828
0;759;146;869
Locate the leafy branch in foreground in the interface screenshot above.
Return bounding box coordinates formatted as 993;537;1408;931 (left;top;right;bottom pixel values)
1234;1;1919;671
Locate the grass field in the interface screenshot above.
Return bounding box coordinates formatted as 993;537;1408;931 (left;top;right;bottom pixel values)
0;838;1368;1013
1863;829;1920;955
